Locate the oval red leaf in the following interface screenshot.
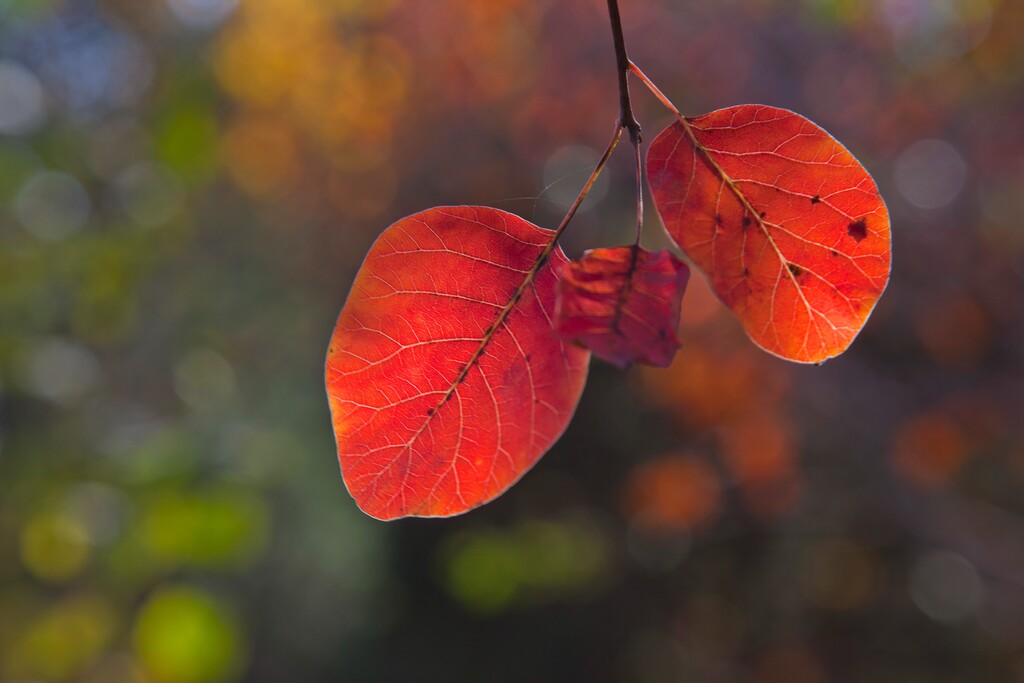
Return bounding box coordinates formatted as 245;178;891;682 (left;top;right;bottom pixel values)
325;207;590;520
555;246;690;369
647;105;891;363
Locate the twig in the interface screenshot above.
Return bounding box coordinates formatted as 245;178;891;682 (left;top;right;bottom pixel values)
606;0;642;144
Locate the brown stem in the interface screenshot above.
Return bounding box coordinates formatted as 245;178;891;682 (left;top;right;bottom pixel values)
608;0;644;251
604;1;645;335
606;0;642;145
541;2;636;249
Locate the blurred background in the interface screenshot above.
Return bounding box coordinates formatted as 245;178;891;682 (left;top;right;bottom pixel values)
1;0;1022;680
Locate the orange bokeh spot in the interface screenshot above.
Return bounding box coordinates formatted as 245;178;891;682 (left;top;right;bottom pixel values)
891;412;969;489
754;647;827;683
623;454;721;532
638;338;791;429
720;413;796;486
221;117;300;198
916;293;992;368
740;472;805;521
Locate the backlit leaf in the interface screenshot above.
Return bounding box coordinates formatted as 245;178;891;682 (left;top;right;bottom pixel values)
555;246;690;369
325;207;590;520
647;105;891;363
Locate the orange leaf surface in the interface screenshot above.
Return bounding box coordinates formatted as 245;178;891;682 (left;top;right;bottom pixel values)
555;246;690;368
325;207;590;520
647;105;891;363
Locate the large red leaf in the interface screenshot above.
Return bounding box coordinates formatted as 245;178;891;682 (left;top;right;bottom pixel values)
555;246;690;369
325;206;590;520
647;105;891;363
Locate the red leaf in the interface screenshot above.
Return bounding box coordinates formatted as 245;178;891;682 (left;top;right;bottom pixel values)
647;105;891;363
325;207;590;520
555;246;690;368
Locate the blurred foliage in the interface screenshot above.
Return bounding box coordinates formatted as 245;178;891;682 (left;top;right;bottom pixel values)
0;0;1022;681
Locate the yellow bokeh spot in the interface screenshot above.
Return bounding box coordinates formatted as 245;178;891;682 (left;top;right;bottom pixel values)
221;117;300;198
20;512;91;582
4;594;118;681
212;0;412;199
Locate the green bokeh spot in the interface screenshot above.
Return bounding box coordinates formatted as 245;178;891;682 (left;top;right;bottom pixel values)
1;0;61;20
444;532;522;614
442;517;610;614
138;489;269;569
156;103;219;183
133;585;244;683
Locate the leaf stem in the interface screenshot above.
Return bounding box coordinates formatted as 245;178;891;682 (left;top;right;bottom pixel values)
628;60;681;117
629;60;769;235
631;130;644;246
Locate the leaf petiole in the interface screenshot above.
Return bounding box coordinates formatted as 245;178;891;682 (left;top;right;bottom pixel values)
628;60;682;117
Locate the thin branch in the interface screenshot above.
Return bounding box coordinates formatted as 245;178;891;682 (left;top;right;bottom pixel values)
433;125;623;415
608;0;644;250
550;125;624;245
606;0;642;144
541;2;636;250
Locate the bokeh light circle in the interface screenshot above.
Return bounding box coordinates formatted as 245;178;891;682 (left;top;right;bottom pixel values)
893;139;967;210
15;171;92;241
0;60;46;135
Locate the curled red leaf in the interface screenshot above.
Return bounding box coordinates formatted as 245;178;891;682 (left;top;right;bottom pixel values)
555;245;690;369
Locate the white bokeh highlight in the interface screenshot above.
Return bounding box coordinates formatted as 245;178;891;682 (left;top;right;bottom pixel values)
0;60;46;135
894;139;967;210
15;171;92;241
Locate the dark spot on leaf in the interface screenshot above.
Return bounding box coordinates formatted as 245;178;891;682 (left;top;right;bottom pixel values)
742;216;752;229
830;250;839;257
811;195;821;204
788;263;803;277
760;211;767;218
848;220;868;242
426;407;435;416
524;354;532;362
743;267;750;276
714;213;722;225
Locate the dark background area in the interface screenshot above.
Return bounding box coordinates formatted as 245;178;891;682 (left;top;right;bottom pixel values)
1;0;1022;681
